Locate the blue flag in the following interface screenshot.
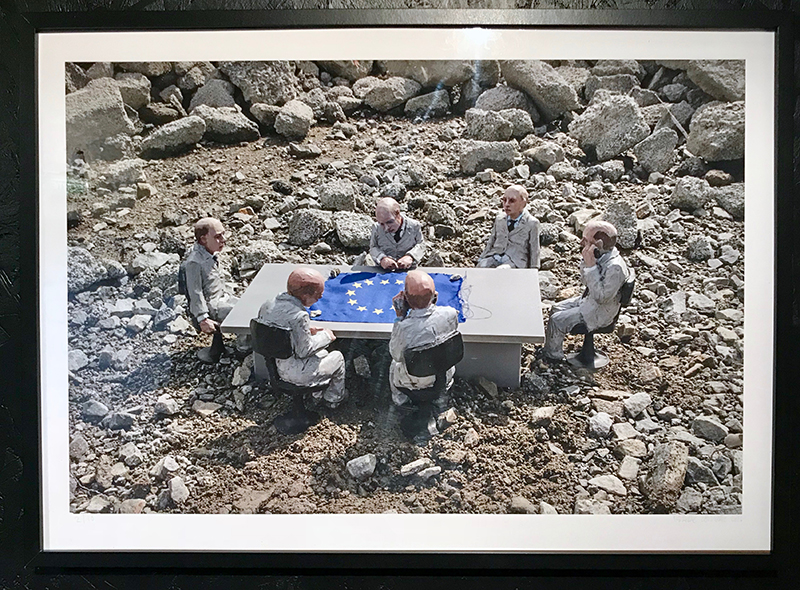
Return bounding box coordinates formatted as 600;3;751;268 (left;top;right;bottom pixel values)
309;271;465;324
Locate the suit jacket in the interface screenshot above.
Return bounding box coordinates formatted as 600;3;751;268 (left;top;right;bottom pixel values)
183;242;230;323
369;215;426;264
579;248;630;332
478;209;540;269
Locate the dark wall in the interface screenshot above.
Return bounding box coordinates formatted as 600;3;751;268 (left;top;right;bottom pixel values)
0;2;796;589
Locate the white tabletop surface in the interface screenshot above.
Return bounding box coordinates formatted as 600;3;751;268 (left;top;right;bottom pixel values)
222;264;544;344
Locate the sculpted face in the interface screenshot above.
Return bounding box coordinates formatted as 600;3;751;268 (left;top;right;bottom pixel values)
200;220;226;254
376;198;403;233
502;185;527;219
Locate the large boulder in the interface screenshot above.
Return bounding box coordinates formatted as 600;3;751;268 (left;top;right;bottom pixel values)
188;79;236;111
93;158;145;189
499;60;580;121
380;60;475;88
669;176;710;211
318;179;358;212
333;211;374;249
498;108;534;138
191;105;259;144
584;74;639;102
591;59;646;81
316;60;374;81
643;441;689;510
687;101;745;161
218;61;300;106
68;247;110;294
363;77;421;112
65;78;135;158
139;116;206;159
65;62;90;94
237;240;283;272
568;95;649;161
464;108;513;142
633;127;679;174
475;85;540;122
459;140;517;174
114;72;151;110
118;62;172;77
287;209;333;246
683;60;745;102
602;201;638;250
274;100;315;139
710;182;744;220
404;89;450;119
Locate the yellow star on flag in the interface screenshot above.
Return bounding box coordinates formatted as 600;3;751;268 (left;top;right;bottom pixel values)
346;290;356;296
373;308;384;315
348;299;357;305
357;306;367;312
395;279;403;285
354;282;362;288
380;279;390;285
364;279;374;286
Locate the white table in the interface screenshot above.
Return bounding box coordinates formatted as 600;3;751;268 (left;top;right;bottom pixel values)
221;265;544;388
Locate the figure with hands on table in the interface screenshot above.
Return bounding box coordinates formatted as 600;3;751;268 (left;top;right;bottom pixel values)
369;197;426;271
477;184;540;269
257;268;347;408
542;219;631;361
180;217;239;364
388;270;459;409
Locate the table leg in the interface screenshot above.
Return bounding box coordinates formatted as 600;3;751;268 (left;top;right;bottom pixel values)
457;342;521;389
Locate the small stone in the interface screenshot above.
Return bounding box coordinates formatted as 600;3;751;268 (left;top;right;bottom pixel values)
463;428;480;447
618;456;640;480
154;394;179;416
192;400;222;417
623;392;652;418
81;399;109;421
353;355;371;378
69;435;89;460
612;422;639;440
105;412;135;430
169;476;190;504
539;501;559;514
676;487;703;513
588;474;627;496
437;408;458;431
614;439;648;459
509;496;538;514
643;441;689;509
68;349;90;372
400;458;433;477
692;416;729;442
119;499;147;514
150;455;181;480
685;456;718;485
416;467;442;481
574;498;611;515
346;453;377;479
119;442;144;467
530;406;556;427
588;412;613;438
85;496;113;514
476;376;498;399
724;433;743;448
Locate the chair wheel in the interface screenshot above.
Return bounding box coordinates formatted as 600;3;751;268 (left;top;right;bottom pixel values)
273;408;320;435
566;351;609;371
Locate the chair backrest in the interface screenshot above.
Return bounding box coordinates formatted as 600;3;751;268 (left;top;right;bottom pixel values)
619;268;636;308
177;261;188;297
404;332;464;378
250;319;293;360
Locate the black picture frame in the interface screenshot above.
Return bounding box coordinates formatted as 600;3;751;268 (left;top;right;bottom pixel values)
14;7;796;575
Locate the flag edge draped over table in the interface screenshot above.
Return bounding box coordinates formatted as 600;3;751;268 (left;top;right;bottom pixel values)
309;271;466;324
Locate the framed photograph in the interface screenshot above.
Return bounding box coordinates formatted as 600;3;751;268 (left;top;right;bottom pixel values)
22;9;793;568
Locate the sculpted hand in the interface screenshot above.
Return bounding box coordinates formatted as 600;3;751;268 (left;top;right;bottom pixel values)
324;328;336;341
397;255;414;269
309;326;323;335
199;318;217;334
581;241;596;266
381;257;398;270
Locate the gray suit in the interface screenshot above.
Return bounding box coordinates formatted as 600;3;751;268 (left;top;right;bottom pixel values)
369;216;426;265
183;242;237;326
477;209;540;269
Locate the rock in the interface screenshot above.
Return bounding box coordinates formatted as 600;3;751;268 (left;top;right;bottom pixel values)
525;142;564;169
106;412;135;430
685;456;718;486
352;76;382;99
498;108;534;138
584;74;639;102
633;127;678;174
691;416;729;442
346;454;377;479
237;240;283;271
464;428;480;447
68;349;89;372
612;422;639;440
65;62;90;93
682;60;745;102
500;60;580;121
140;116;206;159
130;251;177;273
464;108;513;141
126;314;151;334
711;454;733;480
601;201;637;250
624;392;652;418
686;236;714;261
364;77;421;112
437;408;458;431
381;60;475;88
153;305;177;330
85;496;113;514
169;476;190;504
710;183;744;220
120;442;144;467
688;292;716;315
618;456;640;480
539;501;559;514
404;89;450;119
68;246;110;293
287;209;333;246
317;60;373;81
417;466;441;480
275;100;315;139
509;496;538;514
192;400;222;417
150;456;181;480
191;105;259;144
333;211;374;249
219;61;300;106
65;78;135;158
669;176;710;211
615;439;648;459
687;101;745;161
81;399;109;422
189;78;237;111
119;499;147;514
568;95;649;161
588;474;627;496
231;364;252;387
288;142;322;158
96;158;145;189
588;412;613;438
318;179;358;212
400;458;433;477
676;487;703;513
250;103;281;128
118;62;171;77
592;60;646;80
154;394;179;416
69;435;89;460
574;498;611;515
643;441;689;509
459;140;517;174
475;85;539;121
476;376;498;399
114;72;150;110
530;406;556;427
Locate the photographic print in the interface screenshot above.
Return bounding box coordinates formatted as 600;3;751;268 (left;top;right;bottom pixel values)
39;26;775;553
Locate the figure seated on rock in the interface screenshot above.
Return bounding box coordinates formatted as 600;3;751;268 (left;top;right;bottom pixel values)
476;184;540;269
542;219;632;362
257;267;347;409
355;197;426;270
179;217;239;364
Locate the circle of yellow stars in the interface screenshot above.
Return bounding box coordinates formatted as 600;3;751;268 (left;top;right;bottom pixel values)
338;275;406;316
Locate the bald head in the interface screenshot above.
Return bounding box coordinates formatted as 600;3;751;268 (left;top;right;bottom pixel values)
287;267;325;306
583;219;618;251
404;270;436;309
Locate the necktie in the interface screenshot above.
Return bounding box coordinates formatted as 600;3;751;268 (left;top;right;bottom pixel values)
507;218;517;232
394;228;402;242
